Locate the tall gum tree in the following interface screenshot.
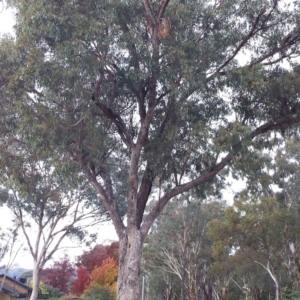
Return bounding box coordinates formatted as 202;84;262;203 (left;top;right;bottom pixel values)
2;0;300;299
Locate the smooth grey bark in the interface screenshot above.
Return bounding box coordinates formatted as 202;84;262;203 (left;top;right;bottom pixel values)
30;262;41;300
254;260;281;300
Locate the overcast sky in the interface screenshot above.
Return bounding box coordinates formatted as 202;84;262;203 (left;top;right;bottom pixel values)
0;5;15;35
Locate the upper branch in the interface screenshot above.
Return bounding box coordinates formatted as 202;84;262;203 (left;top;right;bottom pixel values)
214;4;274;75
141;152;233;238
144;0;156;28
251;114;300;138
158;0;171;20
94;101;132;148
141;112;300;238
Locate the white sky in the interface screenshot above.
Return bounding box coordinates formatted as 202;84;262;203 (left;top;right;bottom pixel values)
0;4;15;35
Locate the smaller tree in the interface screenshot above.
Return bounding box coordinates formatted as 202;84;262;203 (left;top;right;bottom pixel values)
77;245;109;274
77;242;119;274
72;241;119;296
41;255;75;295
0;155;105;300
143;199;227;300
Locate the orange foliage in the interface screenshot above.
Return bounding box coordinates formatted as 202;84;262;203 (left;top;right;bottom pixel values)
89;257;118;294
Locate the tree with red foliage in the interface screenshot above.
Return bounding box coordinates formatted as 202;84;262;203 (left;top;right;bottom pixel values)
71;242;119;296
41;255;74;294
71;266;90;296
77;242;119;273
105;241;119;262
77;245;108;274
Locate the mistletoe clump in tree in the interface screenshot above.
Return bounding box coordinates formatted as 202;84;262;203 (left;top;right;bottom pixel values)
2;0;300;299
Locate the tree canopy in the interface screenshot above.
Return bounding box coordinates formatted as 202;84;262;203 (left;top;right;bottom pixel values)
2;0;300;299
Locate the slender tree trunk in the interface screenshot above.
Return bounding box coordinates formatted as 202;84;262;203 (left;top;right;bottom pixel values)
254;260;281;300
201;280;213;300
275;285;281;300
117;227;143;300
269;264;281;300
180;227;188;300
289;242;300;285
30;261;41;300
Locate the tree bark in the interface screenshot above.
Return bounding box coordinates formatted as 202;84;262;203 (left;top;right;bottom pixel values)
254;260;281;300
275;285;281;300
30;261;41;300
117;227;143;300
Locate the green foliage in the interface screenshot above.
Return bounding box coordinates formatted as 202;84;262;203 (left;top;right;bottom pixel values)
43;285;61;298
2;1;300;298
84;284;114;300
2;0;300;217
282;287;300;300
28;280;52;295
143;198;227;300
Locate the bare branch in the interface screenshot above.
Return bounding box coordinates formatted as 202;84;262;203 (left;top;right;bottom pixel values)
158;0;171;20
94;102;132;149
141;152;233;238
82;164;126;238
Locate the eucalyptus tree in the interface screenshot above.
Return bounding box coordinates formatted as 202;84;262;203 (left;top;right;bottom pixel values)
0;89;105;300
0;154;105;300
143;199;226;300
2;0;300;299
208;193;300;300
269;137;300;288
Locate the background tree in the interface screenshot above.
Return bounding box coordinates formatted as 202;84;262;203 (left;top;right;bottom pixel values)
41;255;75;295
208;194;300;300
0;224;23;293
76;241;119;274
71;241;119;296
2;0;300;299
71;266;90;296
143;199;227;300
0;152;104;300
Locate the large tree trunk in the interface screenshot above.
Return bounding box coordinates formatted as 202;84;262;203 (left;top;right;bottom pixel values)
117;227;143;300
30;261;41;300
